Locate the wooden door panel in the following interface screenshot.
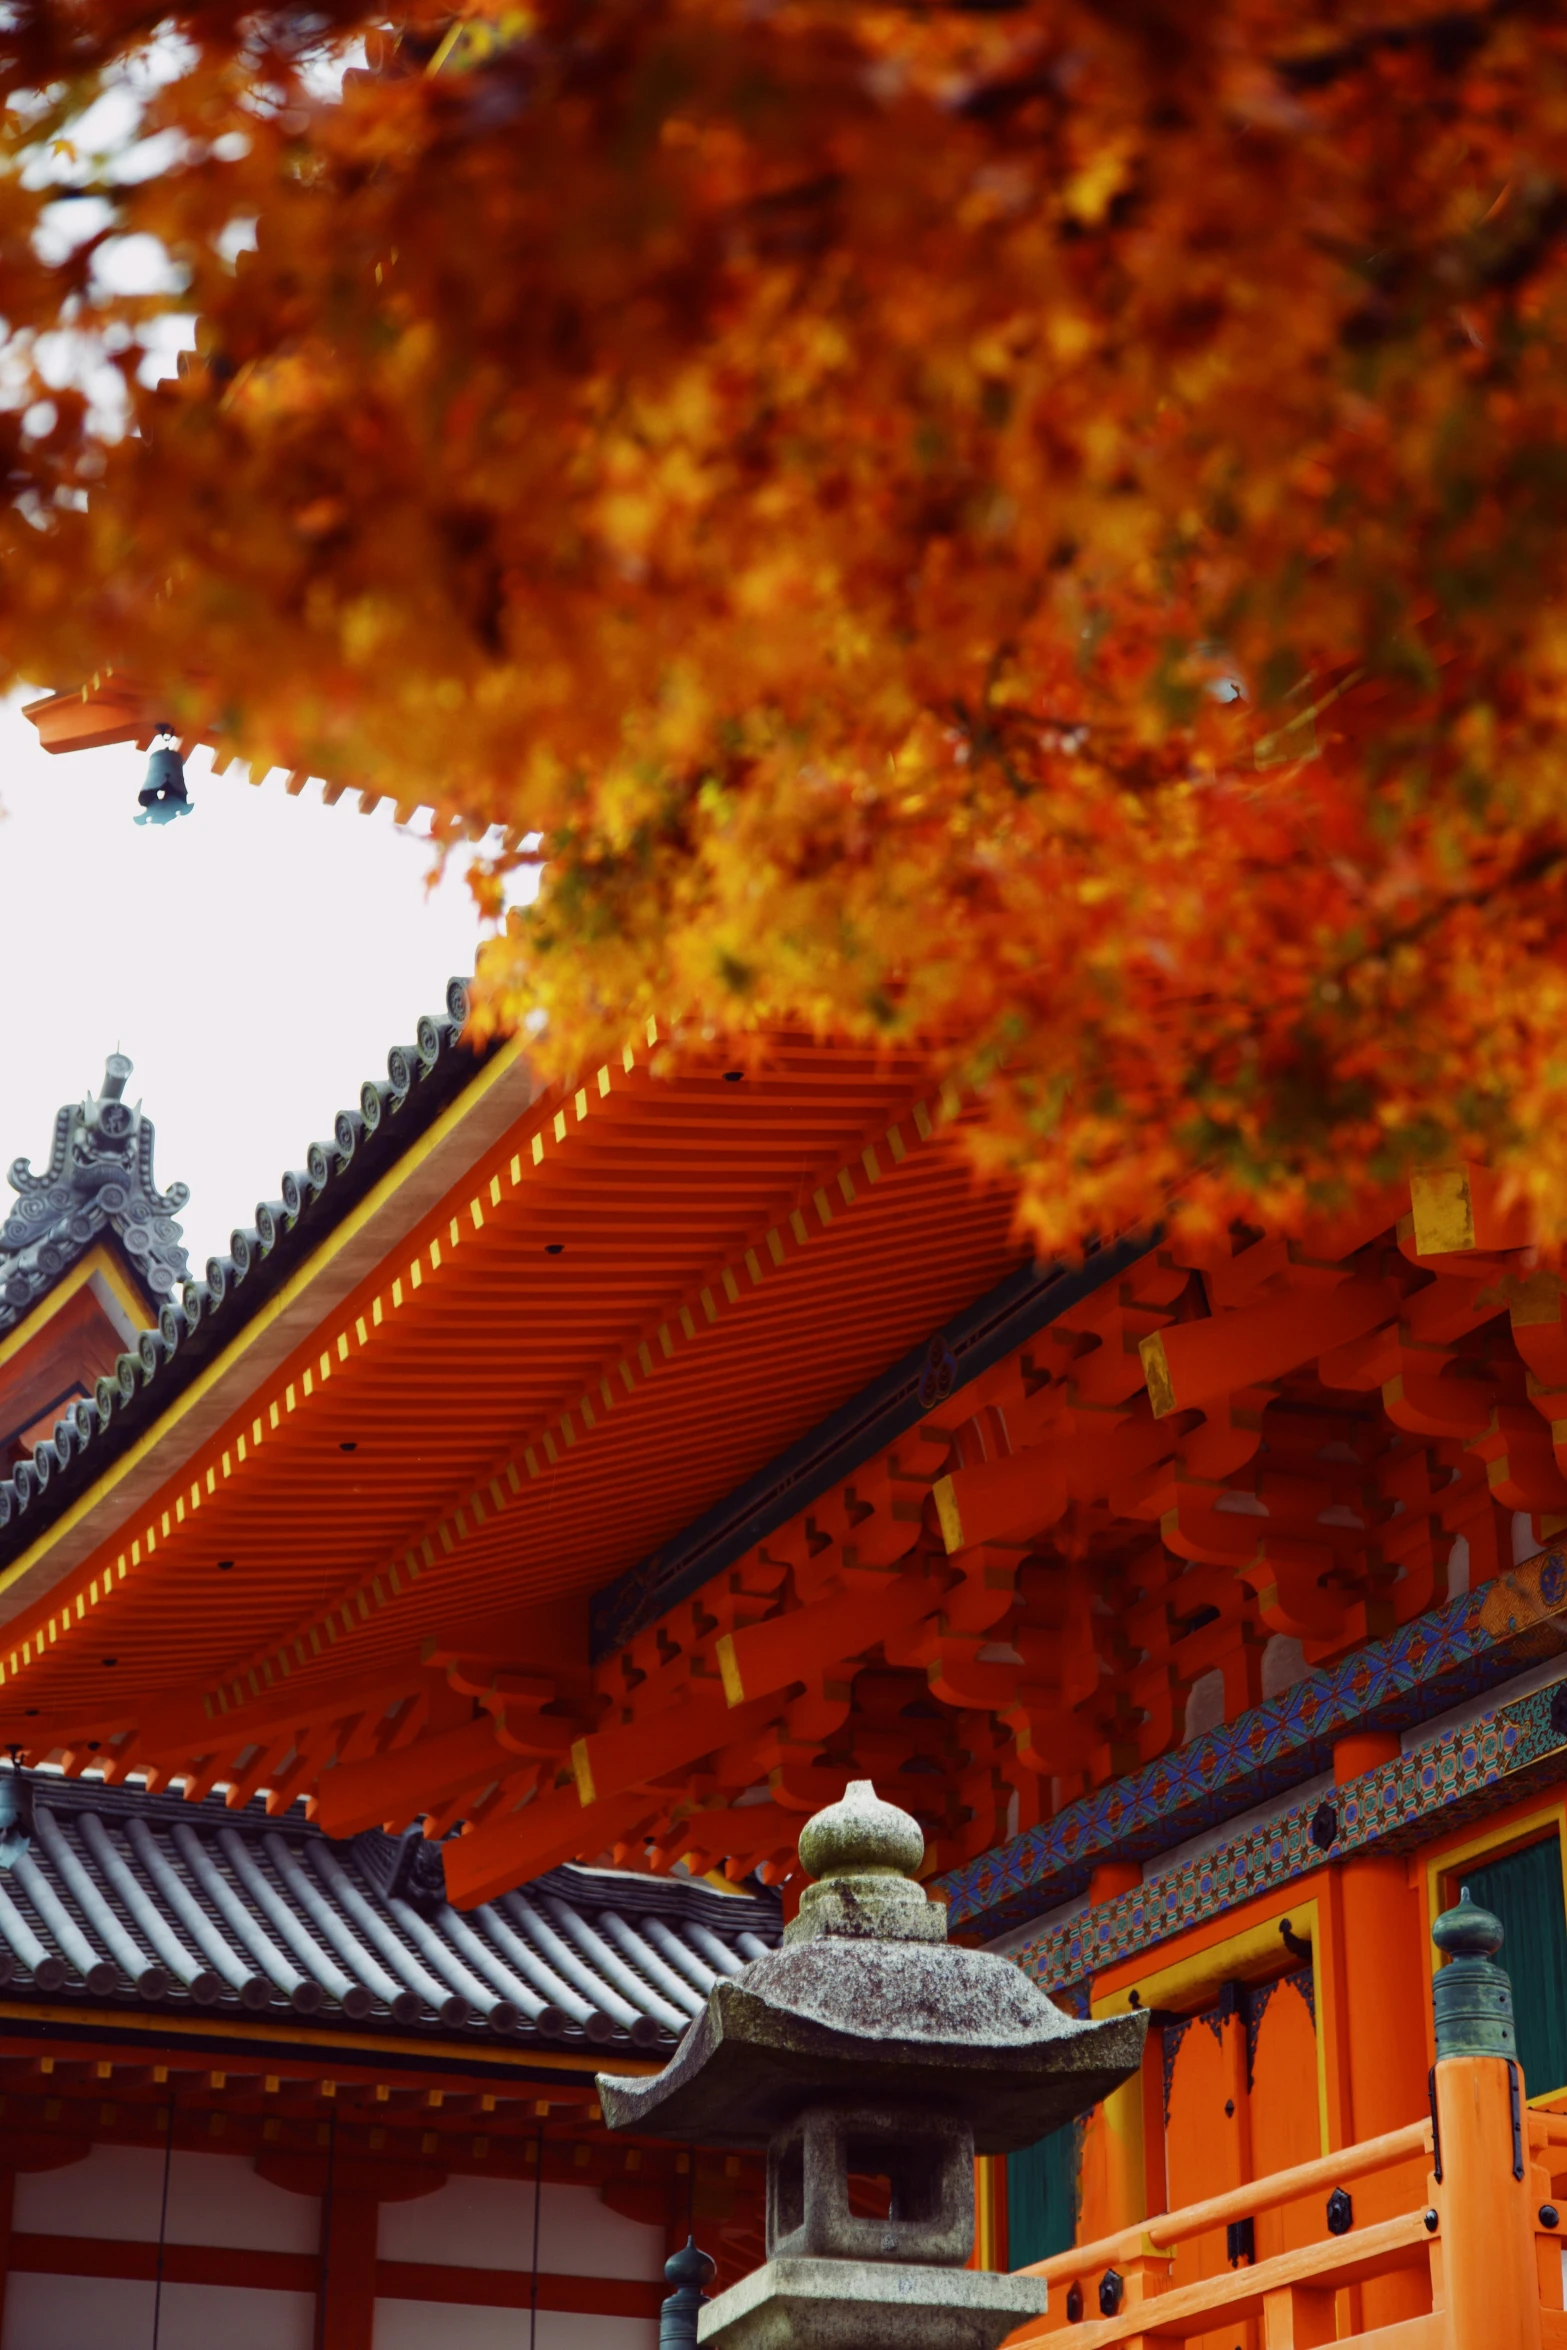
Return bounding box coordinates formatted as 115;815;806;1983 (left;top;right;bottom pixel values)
1249;1969;1320;2261
1164;2002;1254;2350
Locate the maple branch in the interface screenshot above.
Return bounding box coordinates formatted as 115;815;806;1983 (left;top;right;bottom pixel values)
1275;0;1509;89
1330;839;1567;990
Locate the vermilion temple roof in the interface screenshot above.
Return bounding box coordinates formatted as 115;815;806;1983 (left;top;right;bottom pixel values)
0;997;1036;1892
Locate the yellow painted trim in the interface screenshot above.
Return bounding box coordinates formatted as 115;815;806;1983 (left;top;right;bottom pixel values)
1139;1330;1176;1419
974;2154;1003;2269
716;1633;745;1708
1410;1167;1474;1257
1098;2067;1149;2231
1093;1896;1328;2160
932;1476;965;1554
0;1996;657;2074
0;1036;526;1612
1424;1798;1566;1938
1092;1907;1315;2019
0;1246;148;1375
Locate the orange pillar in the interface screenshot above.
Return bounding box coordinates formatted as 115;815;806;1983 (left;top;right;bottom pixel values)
1333;1734;1430;2326
1333;1737;1429;2136
320;2187;378;2350
1078;1863;1147;2244
1433;2055;1543;2350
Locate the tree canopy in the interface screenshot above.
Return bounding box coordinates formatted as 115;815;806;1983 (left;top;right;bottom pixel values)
3;0;1567;1250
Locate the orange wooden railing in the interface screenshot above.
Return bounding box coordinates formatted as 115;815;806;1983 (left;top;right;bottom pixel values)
1006;2053;1567;2348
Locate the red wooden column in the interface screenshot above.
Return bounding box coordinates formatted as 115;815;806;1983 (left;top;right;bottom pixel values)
1078;1864;1148;2244
319;2187;379;2350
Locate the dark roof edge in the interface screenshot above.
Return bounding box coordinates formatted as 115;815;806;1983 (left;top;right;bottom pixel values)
0;979;492;1567
27;1768;781;1935
590;1231;1155;1660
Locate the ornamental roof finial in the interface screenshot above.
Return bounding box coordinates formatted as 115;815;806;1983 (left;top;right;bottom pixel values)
1;1055;190;1332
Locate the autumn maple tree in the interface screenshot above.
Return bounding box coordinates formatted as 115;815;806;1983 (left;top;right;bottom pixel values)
1;0;1565;1248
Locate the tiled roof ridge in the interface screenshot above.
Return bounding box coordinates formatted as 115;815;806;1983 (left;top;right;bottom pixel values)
26;1768;782;1934
0;1766;778;2046
1;1050;190;1337
0;978;485;1558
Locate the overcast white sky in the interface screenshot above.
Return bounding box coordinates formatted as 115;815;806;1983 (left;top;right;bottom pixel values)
0;693;502;1270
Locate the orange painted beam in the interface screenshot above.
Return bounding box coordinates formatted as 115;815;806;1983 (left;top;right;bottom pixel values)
313;1716;515;1838
21;683;159;754
444;1691;788;1906
1141;1280;1396;1418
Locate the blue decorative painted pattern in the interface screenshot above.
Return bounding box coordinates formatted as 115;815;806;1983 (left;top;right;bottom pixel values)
944;1550;1567;1936
1014;1672;1567;1994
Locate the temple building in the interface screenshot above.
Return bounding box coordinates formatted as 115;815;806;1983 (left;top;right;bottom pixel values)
0;1763;775;2350
0;1048;779;2350
7;838;1567;2333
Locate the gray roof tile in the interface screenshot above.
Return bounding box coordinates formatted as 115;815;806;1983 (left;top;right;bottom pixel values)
1;1051;187;1338
0;1769;778;2051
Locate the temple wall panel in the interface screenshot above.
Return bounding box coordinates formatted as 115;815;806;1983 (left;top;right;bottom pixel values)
2;2275;315;2350
374;2300;655;2350
377;2174;664;2279
0;2142;673;2350
14;2145;320;2249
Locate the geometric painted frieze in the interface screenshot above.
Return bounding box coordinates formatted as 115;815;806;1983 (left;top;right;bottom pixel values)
1011;1654;1567;1995
944;1548;1567;1936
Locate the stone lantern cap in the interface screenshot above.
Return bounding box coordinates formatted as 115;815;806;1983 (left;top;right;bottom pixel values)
598;1780;1146;2153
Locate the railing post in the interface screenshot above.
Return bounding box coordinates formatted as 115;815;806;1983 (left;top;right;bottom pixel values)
1259;2283;1336;2347
1429;1886;1543;2350
659;2237;716;2350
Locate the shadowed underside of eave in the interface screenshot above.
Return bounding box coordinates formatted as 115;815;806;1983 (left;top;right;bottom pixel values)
0;1031;1027;1743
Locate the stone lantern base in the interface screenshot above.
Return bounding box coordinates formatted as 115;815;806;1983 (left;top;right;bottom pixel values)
695;2255;1049;2350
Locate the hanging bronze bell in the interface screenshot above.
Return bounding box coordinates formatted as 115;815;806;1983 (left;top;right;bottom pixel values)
136;735;192;824
138;742;187;805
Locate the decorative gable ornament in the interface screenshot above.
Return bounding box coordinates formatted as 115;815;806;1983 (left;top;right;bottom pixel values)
1;1054;190;1333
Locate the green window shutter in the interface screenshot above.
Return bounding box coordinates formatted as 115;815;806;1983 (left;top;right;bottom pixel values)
1006;2120;1079;2268
1466;1836;1567;2099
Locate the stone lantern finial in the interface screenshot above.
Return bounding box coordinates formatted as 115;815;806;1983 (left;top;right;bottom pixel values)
797;1780;925;1878
789;1780;941;1947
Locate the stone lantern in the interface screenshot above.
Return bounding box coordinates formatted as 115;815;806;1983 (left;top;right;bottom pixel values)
600;1782;1147;2349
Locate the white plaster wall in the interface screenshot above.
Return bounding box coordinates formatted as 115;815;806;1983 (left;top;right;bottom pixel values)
375;2297;656;2350
2;2275;314;2350
1260;1634;1308;1699
1182;1668;1225;1743
13;2147;318;2251
378;2177;662;2280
